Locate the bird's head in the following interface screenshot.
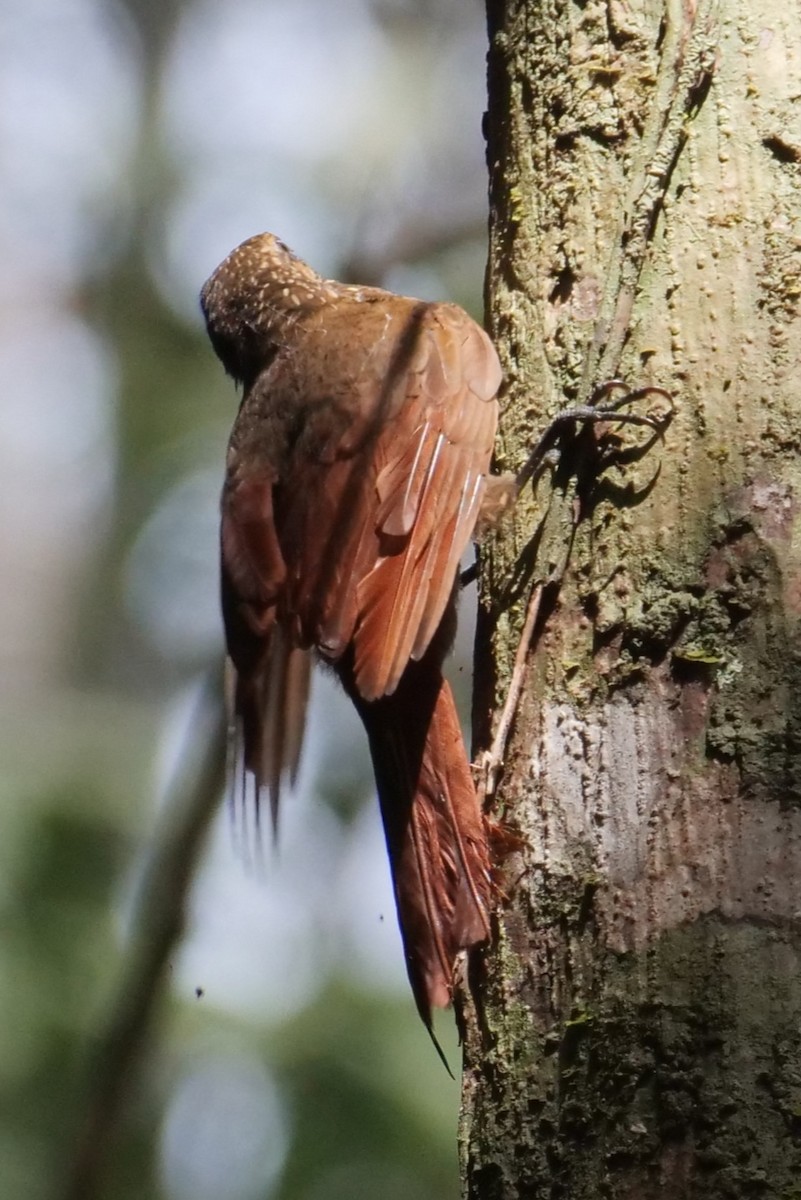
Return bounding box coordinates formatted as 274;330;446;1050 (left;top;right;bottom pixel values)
200;233;334;384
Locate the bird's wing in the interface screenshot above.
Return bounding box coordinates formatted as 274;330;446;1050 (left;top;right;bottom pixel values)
350;302;500;699
220;469;312;829
268;298;500;700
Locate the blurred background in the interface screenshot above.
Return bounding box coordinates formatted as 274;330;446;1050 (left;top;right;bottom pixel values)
0;0;491;1197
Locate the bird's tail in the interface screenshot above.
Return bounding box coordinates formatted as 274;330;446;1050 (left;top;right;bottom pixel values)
348;658;491;1032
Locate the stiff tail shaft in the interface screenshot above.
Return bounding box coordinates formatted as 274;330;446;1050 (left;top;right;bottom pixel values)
347;658;491;1029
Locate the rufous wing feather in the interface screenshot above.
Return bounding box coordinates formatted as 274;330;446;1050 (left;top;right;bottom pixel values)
221;473;313;829
351;309;500;700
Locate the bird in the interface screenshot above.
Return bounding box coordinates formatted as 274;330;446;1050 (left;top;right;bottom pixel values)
200;232;503;1043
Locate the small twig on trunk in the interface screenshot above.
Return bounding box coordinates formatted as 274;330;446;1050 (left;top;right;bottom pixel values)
476;582;544;808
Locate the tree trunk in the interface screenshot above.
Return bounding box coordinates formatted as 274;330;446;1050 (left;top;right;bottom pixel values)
462;1;801;1196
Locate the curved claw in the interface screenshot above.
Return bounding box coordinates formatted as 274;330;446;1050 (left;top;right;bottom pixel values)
590;380;675;420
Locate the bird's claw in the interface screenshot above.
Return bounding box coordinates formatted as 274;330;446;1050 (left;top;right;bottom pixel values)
514;381;674;492
587;379;675;431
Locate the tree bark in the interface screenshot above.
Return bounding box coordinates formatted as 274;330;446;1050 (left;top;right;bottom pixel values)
462;1;801;1196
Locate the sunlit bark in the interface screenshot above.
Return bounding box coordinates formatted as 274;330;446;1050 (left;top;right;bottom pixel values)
463;2;801;1195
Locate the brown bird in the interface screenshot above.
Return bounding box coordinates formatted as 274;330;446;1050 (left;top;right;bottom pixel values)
201;233;501;1041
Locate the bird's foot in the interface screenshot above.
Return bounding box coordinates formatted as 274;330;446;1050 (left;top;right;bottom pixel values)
514;381;674;493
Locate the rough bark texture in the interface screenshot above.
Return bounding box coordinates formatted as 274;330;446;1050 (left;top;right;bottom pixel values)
462;2;801;1197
